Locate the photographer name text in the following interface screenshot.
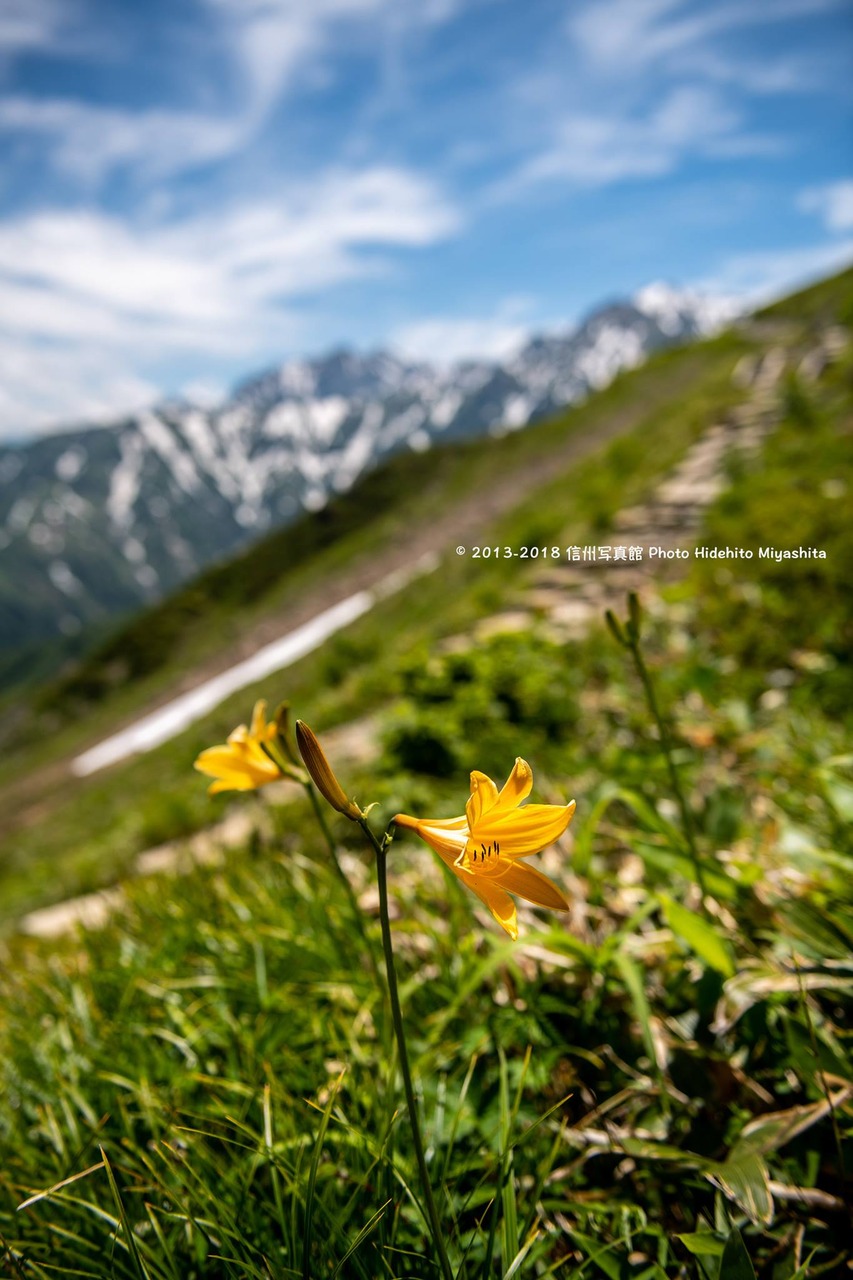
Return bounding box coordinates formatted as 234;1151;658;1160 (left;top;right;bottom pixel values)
457;544;827;562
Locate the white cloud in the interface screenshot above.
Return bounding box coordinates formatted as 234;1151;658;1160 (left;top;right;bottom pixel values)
0;97;247;185
570;0;840;78
494;86;765;197
0;0;468;437
179;379;228;409
496;0;817;206
500;0;843;205
393;303;531;365
485;0;837;204
204;0;393;114
0;0;67;55
697;238;853;303
0;340;160;437
570;0;705;70
799;180;853;232
204;0;461;112
0;0;464;191
0;167;460;435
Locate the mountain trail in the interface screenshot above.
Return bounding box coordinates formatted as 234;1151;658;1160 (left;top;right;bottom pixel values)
15;331;836;941
1;345;722;841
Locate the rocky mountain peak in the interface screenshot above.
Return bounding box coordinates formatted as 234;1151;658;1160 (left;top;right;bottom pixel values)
0;285;735;657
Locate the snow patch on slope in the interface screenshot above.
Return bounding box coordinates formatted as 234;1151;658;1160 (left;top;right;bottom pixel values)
137;413;201;496
107;432;144;529
635;281;741;335
575;324;645;389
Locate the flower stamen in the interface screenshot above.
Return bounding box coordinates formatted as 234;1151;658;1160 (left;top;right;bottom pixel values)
394;758;575;938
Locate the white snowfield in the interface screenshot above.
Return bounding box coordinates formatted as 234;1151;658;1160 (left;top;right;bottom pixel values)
71;552;439;778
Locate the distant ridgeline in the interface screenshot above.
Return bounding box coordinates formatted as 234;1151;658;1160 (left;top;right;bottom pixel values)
0;285;728;676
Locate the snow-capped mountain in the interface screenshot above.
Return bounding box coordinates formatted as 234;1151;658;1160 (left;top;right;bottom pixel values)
0;285;735;655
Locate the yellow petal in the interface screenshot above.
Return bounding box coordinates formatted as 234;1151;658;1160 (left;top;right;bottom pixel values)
241;736;282;768
394;814;467;864
194;741;280;791
416;814;469;832
251;700;268;738
466;770;500;828
497;861;569;911
465;875;518;940
492;758;533;814
479;800;575;857
208;775;257;794
194;745;243;776
393;812;467;835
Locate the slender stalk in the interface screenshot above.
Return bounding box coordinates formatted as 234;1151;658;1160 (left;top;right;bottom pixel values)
625;634;708;898
264;734;378;976
359;817;455;1280
304;782;380;985
260;733;349;894
794;955;846;1184
305;781;362;917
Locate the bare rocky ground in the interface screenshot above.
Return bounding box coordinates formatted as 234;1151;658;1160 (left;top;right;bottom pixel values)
16;325;846;940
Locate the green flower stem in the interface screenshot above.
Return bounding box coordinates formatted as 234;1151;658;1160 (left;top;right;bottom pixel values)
267;723;376;969
305;781;361;917
625;635;708;899
358;816;455;1280
304;782;380;985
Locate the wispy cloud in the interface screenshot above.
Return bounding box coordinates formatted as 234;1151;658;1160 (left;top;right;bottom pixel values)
0;340;160;439
493;86;776;199
203;0;397;114
0;168;460;433
569;0;839;79
0;0;462;188
698;238;853;302
0;98;247;185
0;0;68;56
799;180;853;232
0;0;848;438
393;299;534;365
496;0;839;202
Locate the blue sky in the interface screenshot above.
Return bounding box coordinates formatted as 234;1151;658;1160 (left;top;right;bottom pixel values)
1;0;851;438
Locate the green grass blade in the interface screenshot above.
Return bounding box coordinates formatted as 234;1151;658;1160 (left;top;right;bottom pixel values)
719;1226;756;1280
302;1073;344;1280
99;1147;153;1280
331;1200;391;1277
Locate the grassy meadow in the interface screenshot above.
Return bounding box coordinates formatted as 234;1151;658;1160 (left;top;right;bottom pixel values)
0;271;851;1277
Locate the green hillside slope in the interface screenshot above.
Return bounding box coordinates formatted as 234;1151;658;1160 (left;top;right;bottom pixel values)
0;266;851;924
0;269;850;1280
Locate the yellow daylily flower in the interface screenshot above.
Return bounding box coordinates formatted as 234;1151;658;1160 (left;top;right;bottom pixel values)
194;700;284;795
393;758;575;940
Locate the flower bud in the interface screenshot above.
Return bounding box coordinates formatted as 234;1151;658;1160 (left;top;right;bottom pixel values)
295;720;361;819
627;591;642;642
604;609;626;647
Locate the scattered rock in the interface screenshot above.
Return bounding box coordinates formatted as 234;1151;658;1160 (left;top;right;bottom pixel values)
474;611;536;639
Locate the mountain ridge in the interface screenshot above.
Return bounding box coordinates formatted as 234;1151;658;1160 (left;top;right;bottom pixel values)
0;283;735;656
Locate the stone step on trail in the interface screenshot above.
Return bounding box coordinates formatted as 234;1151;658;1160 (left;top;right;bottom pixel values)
507;334;813;637
15;332;840;941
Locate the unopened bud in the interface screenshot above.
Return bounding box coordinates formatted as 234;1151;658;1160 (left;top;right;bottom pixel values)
295;720;361;819
604;609;626;647
627;591;642;642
